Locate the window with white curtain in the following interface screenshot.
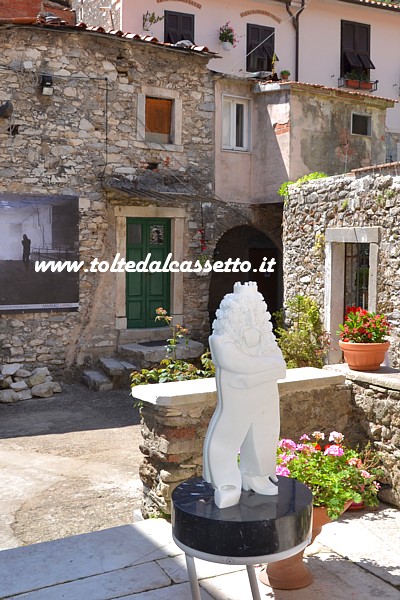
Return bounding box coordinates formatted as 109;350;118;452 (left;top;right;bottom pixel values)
222;96;251;151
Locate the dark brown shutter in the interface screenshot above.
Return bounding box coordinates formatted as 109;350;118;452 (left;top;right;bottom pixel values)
342;21;356;51
164;11;194;43
164;12;180;43
357;24;374;68
246;24;275;72
341;20;374;75
145;97;172;134
181;14;194;42
356;24;369;54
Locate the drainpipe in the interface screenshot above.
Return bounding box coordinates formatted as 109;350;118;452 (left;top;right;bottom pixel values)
285;0;306;82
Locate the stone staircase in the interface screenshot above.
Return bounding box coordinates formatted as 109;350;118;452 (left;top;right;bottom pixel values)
82;327;204;391
82;357;137;392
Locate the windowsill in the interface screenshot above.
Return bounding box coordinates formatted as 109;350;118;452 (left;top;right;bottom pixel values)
221;148;252;154
133;141;184;152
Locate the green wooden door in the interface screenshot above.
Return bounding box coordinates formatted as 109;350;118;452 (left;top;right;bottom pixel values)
126;218;171;328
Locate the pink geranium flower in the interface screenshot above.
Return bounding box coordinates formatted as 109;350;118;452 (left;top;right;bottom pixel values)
360;470;372;479
279;438;297;451
329;431;344;444
276;465;290;477
324;445;344;457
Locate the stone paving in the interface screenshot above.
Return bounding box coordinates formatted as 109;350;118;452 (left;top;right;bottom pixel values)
0;383;142;549
0;506;399;599
0;382;399;599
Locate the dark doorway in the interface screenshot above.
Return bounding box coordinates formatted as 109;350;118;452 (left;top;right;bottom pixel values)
208;225;282;329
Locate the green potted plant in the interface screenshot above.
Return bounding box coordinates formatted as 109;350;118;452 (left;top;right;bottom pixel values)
344;70;373;91
280;69;290;80
142;11;164;33
337;306;390;371
259;431;382;589
218;21;238;50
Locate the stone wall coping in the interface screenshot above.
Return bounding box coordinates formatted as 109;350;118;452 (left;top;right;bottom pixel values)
131;377;217;406
325;364;400;391
131;367;346;406
278;367;346;394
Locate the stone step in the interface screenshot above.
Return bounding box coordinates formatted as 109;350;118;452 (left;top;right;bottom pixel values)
98;357;138;388
82;369;113;392
118;339;204;369
99;357;137;377
118;327;171;345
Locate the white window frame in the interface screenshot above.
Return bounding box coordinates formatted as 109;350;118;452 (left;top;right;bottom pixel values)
324;227;380;363
222;95;251;152
135;86;183;152
351;112;371;137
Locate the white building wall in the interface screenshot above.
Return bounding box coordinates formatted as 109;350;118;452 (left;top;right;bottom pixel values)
300;0;400;136
122;0;295;79
122;0;400;141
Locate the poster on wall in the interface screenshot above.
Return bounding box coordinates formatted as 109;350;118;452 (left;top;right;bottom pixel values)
0;194;79;312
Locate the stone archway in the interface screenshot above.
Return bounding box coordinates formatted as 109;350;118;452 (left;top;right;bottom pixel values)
208;225;283;327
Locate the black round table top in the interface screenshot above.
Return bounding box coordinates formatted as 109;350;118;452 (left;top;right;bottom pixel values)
172;476;312;559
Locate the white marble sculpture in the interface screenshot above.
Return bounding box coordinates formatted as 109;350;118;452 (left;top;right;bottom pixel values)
203;282;286;509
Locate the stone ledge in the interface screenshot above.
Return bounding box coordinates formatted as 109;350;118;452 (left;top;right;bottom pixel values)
325;363;400;391
132;367;347;406
278;367;346;395
132;377;217;406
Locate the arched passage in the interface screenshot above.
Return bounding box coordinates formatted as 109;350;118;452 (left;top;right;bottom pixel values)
208;225;283;327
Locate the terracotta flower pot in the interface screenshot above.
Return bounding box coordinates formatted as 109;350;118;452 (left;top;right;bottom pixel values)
360;81;373;90
345;79;360;89
339;340;390;371
259;502;352;590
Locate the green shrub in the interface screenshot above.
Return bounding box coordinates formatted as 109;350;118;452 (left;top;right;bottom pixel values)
278;172;327;201
130;308;215;388
131;352;215;387
274;295;330;368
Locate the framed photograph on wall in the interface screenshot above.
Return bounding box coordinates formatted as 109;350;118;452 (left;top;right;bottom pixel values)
0;194;79;312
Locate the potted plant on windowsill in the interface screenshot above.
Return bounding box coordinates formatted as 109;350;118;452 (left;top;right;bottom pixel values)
337;306;390;371
280;69;290;81
344;70;374;91
218;21;238;51
259;431;382;590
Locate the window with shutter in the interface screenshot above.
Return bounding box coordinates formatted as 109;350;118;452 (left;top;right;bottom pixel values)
246;24;275;72
164;11;194;44
341;21;375;78
145;97;173;144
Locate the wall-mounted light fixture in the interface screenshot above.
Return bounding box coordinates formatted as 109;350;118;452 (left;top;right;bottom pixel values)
40;74;54;96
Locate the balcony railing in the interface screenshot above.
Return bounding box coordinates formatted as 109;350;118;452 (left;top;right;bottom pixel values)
338;77;378;92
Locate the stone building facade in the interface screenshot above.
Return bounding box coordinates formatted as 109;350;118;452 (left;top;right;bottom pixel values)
0;23;283;372
282;166;400;368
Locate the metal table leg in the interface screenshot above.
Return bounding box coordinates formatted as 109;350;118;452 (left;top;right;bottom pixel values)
185;554;202;600
246;565;262;600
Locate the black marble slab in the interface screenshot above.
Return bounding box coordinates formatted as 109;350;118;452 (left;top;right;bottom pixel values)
172;476;312;558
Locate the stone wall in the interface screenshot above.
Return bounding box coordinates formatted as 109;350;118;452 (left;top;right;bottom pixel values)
0;25;214;371
70;0;121;29
133;369;359;518
283;172;400;368
327;364;400;508
135;368;400;518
